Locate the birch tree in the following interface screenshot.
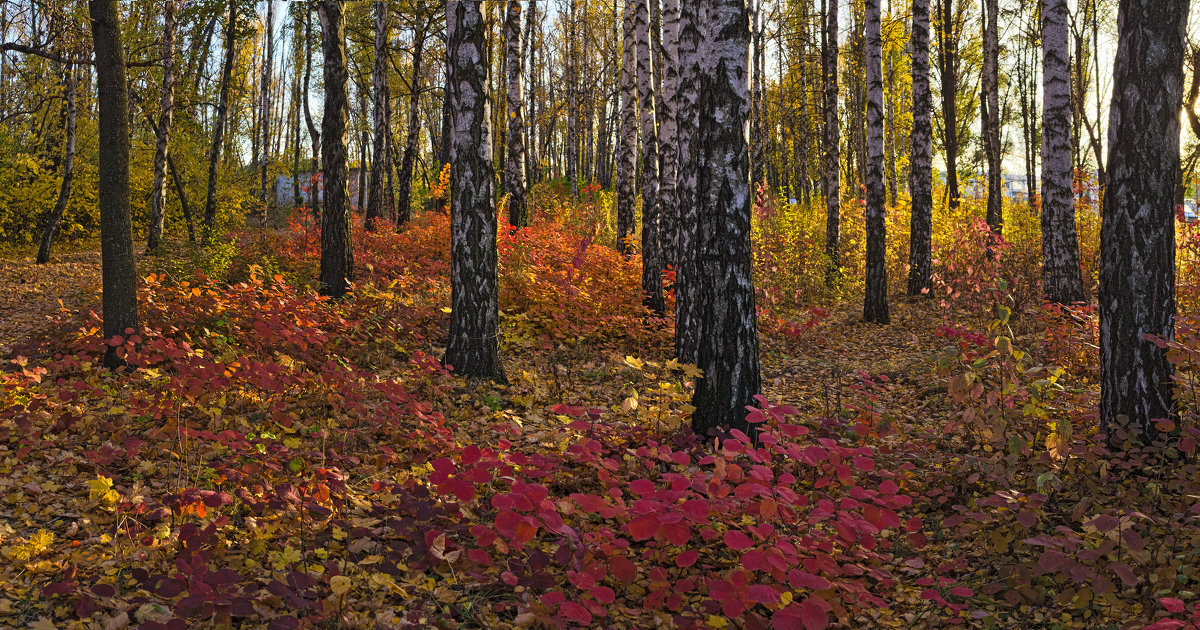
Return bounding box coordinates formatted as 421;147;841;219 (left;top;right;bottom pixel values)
673;0;703;362
616;0;637;258
203;0;238;243
907;0;933;296
443;0;504;381
822;0;841;281
658;0;680;268
981;0;1001;233
692;0;760;434
396;18;427;228
505;0;528;227
636;0;664;315
146;0;177;254
1099;0;1190;441
365;0;391;230
863;0;888;324
317;0;353;298
1041;0;1085;305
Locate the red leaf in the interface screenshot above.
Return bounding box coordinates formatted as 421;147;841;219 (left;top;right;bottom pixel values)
1016;509;1038;528
788;571;830;591
1161;597;1187;613
1090;514;1120;532
460;444;482;466
629;514;660;541
724;530;753;551
558;601;592;624
681;499;709;521
949;586;973;598
675;549;699;568
589;585;616;604
748;584;779;604
610;556;638;582
629;479;655;496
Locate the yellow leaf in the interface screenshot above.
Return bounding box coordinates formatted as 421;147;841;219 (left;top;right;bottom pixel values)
623;356;645;370
330;575;352;597
88;475;119;504
707;615;729;628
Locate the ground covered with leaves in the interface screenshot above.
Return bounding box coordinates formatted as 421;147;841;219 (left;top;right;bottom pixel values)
1;189;1199;629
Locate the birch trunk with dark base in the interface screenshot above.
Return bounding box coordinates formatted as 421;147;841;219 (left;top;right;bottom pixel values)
982;0;1001;233
907;0;933;296
89;0;140;369
504;1;527;227
37;64;76;265
303;9;321;218
444;0;504;382
317;1;354;299
863;0;889;324
636;0;664;316
259;0;275;212
1041;0;1085;305
657;0;680;269
673;0;702;363
691;0;760;435
365;1;391;230
203;0;237;243
146;0;177;254
396;25;424;228
822;0;841;282
616;2;637;258
1099;0;1190;442
936;0;961;210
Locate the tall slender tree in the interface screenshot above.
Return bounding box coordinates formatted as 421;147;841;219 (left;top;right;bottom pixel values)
146;0;178;254
203;0;238;243
317;0;353;298
89;0;139;369
658;0;680;269
1041;0;1085;304
636;0;664;315
504;0;527;227
260;0;276;211
863;0;888;323
36;63;76;264
303;6;321;218
822;0;841;281
692;0;760;434
396;19;427;228
934;0;962;210
907;0;933;296
365;0;391;230
444;0;504;381
616;0;637;258
673;0;703;362
982;0;1001;232
1099;0;1190;441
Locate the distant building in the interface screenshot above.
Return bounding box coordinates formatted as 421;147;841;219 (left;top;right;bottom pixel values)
275;168;367;209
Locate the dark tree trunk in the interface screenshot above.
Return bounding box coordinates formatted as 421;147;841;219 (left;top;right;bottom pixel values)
822;0;841;282
317;0;354;298
203;0;238;243
982;0;1001;233
616;1;637;258
365;1;391;230
89;0;140;369
1098;0;1190;441
935;0;960;209
863;0;889;324
304;7;321;218
396;23;426;228
147;0;177;254
1041;0;1085;304
907;0;933;296
636;0;663;315
37;64;76;264
260;0;275;210
443;0;504;381
692;0;760;434
504;1;528;227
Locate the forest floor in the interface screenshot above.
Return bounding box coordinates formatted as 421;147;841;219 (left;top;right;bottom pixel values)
0;211;1189;630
